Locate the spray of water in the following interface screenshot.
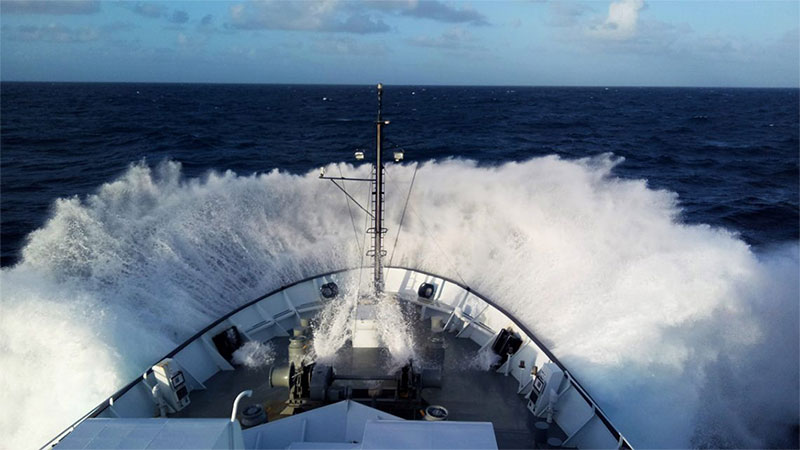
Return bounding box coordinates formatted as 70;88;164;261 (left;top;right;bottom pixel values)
468;347;502;371
311;278;418;370
371;293;418;368
232;341;276;369
311;283;359;364
0;157;797;449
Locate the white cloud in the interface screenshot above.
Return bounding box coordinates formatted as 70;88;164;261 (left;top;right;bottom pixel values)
227;0;489;33
540;0;798;86
589;0;644;40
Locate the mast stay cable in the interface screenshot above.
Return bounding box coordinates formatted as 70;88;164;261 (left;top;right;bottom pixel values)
383;168;469;288
338;165;363;256
388;163;419;267
405;202;469;288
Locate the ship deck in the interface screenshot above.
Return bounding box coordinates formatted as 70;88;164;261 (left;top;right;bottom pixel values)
174;327;565;449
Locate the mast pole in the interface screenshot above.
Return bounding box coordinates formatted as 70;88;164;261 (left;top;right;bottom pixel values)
374;83;385;295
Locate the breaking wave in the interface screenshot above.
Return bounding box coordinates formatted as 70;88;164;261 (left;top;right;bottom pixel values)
1;156;797;448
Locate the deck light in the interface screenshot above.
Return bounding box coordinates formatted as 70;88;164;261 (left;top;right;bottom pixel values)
393;150;404;162
355;151;365;160
320;282;339;299
418;283;435;299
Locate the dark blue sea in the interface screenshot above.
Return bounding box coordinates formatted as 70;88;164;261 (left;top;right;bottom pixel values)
2;83;797;267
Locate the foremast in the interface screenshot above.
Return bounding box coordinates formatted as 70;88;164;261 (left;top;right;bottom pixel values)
319;83;395;297
368;83;388;295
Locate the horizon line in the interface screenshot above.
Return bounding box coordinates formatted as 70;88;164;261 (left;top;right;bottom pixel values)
1;79;797;89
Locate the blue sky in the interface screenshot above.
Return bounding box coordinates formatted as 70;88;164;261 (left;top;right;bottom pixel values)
1;0;797;87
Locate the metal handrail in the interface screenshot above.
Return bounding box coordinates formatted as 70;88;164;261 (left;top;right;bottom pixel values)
230;390;253;423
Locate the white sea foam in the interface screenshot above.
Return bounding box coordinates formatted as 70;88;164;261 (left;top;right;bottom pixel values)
0;157;797;448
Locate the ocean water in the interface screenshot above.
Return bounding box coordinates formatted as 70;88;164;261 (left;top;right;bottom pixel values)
1;83;798;448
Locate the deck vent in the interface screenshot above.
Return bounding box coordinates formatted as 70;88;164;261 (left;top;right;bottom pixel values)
320;282;339;299
418;283;435;299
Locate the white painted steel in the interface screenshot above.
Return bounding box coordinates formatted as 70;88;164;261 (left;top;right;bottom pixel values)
55;418;242;449
361;420;498;449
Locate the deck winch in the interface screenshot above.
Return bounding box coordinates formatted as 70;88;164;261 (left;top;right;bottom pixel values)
270;359;441;418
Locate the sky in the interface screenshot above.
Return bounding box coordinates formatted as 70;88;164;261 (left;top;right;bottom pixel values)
0;0;798;87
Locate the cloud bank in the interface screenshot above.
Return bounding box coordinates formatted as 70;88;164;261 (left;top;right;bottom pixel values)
227;0;489;33
229;1;390;34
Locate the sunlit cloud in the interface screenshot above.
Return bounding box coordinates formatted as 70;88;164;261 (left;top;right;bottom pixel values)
588;0;644;40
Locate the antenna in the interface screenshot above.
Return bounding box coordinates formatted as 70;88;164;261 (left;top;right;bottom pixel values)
377;82;383;121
